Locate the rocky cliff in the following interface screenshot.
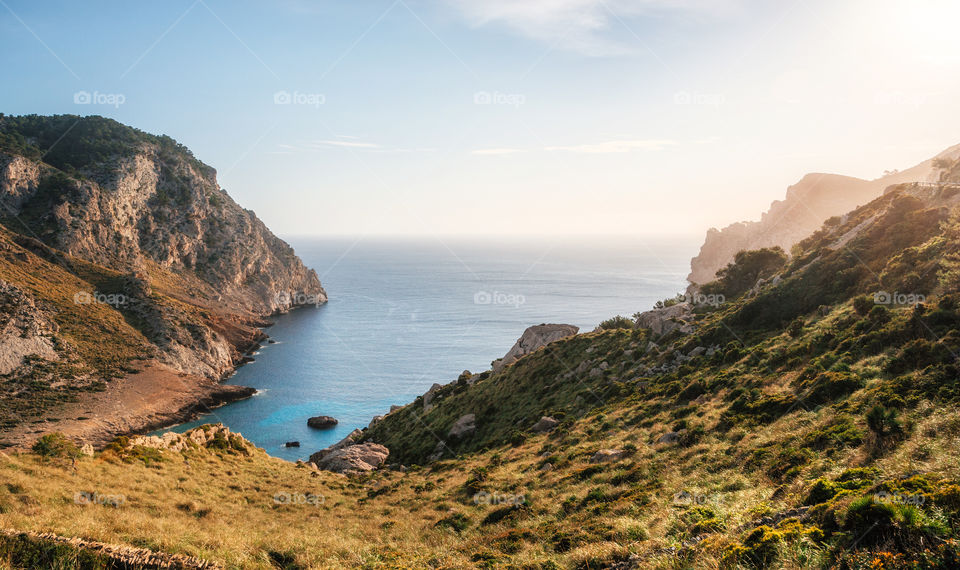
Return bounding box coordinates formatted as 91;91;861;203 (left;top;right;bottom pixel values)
688;143;960;284
0;114;326;441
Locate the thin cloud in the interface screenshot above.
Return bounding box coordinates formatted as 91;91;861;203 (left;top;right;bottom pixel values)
545;139;677;153
472;148;527;155
309;140;381;149
442;0;739;55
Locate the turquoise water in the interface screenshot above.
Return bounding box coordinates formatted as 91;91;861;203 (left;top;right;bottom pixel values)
155;236;699;461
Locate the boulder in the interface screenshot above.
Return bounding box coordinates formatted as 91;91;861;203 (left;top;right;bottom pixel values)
80;443;95;457
307;416;338;429
531;416;559;433
448;414;476;439
308;429;362;464
368;415;384;429
284;441;300;448
311;443;389;474
590;449;626;463
493;324;579;373
423;383;444;409
634;303;695;337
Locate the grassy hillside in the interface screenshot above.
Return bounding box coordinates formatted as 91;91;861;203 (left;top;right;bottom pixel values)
4;182;960;567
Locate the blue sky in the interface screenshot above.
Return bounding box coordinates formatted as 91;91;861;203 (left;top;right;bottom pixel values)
2;0;959;236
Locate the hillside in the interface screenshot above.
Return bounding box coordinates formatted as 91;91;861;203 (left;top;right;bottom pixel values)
688;143;960;285
3;163;960;568
0;115;325;448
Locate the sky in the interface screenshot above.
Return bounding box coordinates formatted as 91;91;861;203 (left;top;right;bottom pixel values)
1;0;959;237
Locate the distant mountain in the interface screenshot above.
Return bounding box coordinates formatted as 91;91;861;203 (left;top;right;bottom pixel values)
0;114;325;443
688;143;960;284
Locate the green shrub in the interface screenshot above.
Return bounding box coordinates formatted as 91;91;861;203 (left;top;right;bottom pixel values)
598;316;634;330
31;433;80;460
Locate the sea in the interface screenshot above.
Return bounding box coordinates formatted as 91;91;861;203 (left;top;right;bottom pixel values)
153;235;700;461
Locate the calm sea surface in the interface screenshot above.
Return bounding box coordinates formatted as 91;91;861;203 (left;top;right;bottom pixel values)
154;236;699;460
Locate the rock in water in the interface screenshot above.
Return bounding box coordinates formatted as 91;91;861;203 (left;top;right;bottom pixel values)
284;441;300;448
493;324;579;372
307;416;338;429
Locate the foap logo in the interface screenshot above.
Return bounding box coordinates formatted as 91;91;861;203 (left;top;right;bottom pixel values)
673;90;725;107
275;291;324;307
874;291;925;306
473;91;526;107
73;90;126;109
473;491;526;506
685;292;725;308
672;490;709;506
74;291;128;308
273;491;324;506
474;290;525;308
74;491;125;507
874;491;925;506
874;90;928;108
273;90;325;108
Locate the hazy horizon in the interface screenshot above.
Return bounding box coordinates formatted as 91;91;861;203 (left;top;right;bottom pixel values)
3;0;959;236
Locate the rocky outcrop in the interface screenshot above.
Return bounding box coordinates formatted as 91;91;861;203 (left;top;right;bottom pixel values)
307;416;338;429
0;115;327;384
688;143;960;285
0;280;59;375
448;414;476;439
0;135;326;316
634;303;694;336
531;416;559;433
309;430;389;474
493;324;579;372
311;442;389;474
128;424;247;453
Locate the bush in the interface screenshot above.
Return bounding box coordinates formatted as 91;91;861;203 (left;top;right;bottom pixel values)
702;247;787;299
853;296;874;316
31;433;80;460
866;405;904;445
435;512;470;533
598;316;634;330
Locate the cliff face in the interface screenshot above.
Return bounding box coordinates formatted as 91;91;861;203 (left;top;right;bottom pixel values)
0;119;324;315
0;115;326;434
688;143;960;285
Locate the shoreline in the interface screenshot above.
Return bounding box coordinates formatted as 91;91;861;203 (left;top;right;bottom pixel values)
0;359;257;451
0;305;327;451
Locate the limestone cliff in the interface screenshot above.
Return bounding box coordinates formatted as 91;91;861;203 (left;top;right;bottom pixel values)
0;115;325;437
688;143;960;285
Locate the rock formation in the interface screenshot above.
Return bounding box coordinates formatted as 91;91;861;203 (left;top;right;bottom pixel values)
0;115;327;442
688;143;960;285
448;413;476;439
307;416;338;429
493;324;579;372
634;303;695;337
309;429;389;474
